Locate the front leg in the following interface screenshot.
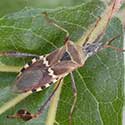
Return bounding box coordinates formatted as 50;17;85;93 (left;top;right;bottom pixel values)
42;12;70;44
0;51;39;58
0;51;40;72
7;78;63;121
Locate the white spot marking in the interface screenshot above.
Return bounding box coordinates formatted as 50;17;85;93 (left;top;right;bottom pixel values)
48;67;58;78
48;68;53;73
32;58;37;63
24;110;27;114
36;87;42;92
45;83;50;88
43;57;49;67
52;79;57;83
52;74;57;79
24;64;29;69
39;55;43;60
48;68;54;75
48;72;57;78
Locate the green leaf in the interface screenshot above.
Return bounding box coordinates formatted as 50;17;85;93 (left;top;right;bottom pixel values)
0;0;124;125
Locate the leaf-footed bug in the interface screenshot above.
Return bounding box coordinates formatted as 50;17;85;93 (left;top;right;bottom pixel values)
0;0;124;125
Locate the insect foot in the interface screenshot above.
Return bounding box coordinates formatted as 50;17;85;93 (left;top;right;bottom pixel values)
7;109;37;121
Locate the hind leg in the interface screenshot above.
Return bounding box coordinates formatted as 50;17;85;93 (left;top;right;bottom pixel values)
69;72;77;125
7;78;63;121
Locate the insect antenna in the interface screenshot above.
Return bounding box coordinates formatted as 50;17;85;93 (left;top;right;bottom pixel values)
103;35;125;52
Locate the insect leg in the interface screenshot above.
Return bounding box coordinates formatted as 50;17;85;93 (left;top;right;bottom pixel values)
103;35;125;52
0;51;39;58
103;45;125;52
7;79;63;121
36;79;63;117
42;12;70;43
82;16;101;45
69;72;77;125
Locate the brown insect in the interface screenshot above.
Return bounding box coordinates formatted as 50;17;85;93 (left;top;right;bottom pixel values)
0;0;124;124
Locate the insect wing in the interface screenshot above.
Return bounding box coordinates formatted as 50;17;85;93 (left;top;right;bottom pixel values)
13;69;44;93
13;60;53;93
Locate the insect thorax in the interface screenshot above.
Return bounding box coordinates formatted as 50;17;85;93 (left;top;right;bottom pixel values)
82;42;103;57
65;40;87;66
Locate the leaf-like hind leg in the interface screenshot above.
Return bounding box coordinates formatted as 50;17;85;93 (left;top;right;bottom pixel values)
42;12;70;44
7;78;63;121
0;51;39;58
69;72;77;125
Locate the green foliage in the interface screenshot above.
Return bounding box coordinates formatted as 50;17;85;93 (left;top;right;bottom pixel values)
0;0;124;125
